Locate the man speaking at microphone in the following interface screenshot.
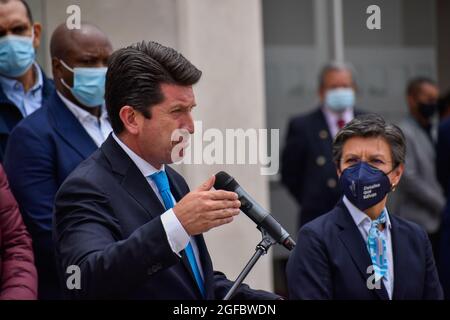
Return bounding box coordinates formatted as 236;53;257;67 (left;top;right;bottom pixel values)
53;41;280;300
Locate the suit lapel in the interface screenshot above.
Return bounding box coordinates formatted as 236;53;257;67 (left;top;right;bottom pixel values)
335;201;390;300
0;88;23;134
391;216;408;299
315;108;334;146
48;92;98;159
121;165;166;219
101;135;166;220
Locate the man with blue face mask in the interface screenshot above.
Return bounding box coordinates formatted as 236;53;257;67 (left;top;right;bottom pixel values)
0;0;55;162
3;22;113;299
281;62;365;229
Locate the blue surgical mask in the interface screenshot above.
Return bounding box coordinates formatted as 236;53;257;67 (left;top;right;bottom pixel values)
339;162;392;211
0;32;35;78
325;88;355;112
60;59;107;107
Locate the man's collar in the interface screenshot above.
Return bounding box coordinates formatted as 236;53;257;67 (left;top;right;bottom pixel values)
0;63;43;93
56;90;108;122
321;105;354;121
111;132;164;178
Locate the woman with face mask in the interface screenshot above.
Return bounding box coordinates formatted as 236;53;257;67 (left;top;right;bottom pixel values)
286;114;443;300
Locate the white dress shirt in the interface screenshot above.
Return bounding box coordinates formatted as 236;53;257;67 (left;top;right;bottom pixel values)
111;133;204;279
0;63;43;117
343;196;394;299
57;91;112;147
322;106;354;137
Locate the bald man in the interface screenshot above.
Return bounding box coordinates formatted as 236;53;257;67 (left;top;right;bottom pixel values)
0;0;55;162
3;22;113;299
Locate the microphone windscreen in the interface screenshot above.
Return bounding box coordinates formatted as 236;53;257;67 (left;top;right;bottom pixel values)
214;171;238;191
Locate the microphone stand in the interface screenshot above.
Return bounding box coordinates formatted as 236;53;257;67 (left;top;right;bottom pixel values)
223;227;277;300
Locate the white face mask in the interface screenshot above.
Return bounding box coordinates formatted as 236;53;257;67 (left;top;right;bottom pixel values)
325;88;355;112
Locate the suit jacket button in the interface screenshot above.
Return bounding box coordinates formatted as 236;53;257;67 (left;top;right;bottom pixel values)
327;178;337;189
316;156;326;166
319;130;328;139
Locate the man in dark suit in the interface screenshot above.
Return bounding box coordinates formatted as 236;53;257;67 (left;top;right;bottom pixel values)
437;118;450;200
286;114;443;300
4;23;113;299
388;78;445;255
437;117;450;299
0;0;54;161
281;62;363;228
53;41;279;300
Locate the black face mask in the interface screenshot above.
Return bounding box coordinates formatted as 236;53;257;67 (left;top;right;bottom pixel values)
418;102;437;119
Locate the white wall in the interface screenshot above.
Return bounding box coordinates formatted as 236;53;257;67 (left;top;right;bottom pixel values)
176;0;273;291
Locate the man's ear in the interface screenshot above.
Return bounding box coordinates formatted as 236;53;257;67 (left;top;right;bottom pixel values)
52;58;62;78
32;23;42;49
119;106;140;135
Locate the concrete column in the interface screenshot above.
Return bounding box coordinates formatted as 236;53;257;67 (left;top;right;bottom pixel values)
175;0;273;291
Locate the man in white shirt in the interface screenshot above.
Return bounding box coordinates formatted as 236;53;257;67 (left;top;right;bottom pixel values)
3;22;113;299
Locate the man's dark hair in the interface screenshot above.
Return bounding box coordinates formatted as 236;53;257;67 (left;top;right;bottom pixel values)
333;114;406;170
105;41;202;134
406;77;436;97
0;0;33;23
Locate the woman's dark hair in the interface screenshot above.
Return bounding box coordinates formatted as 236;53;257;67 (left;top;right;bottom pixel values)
332;114;406;169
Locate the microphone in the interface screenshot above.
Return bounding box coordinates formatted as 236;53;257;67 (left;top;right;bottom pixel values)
214;171;296;251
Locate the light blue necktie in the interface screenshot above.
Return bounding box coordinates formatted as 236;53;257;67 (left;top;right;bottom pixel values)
150;170;206;297
367;209;388;282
